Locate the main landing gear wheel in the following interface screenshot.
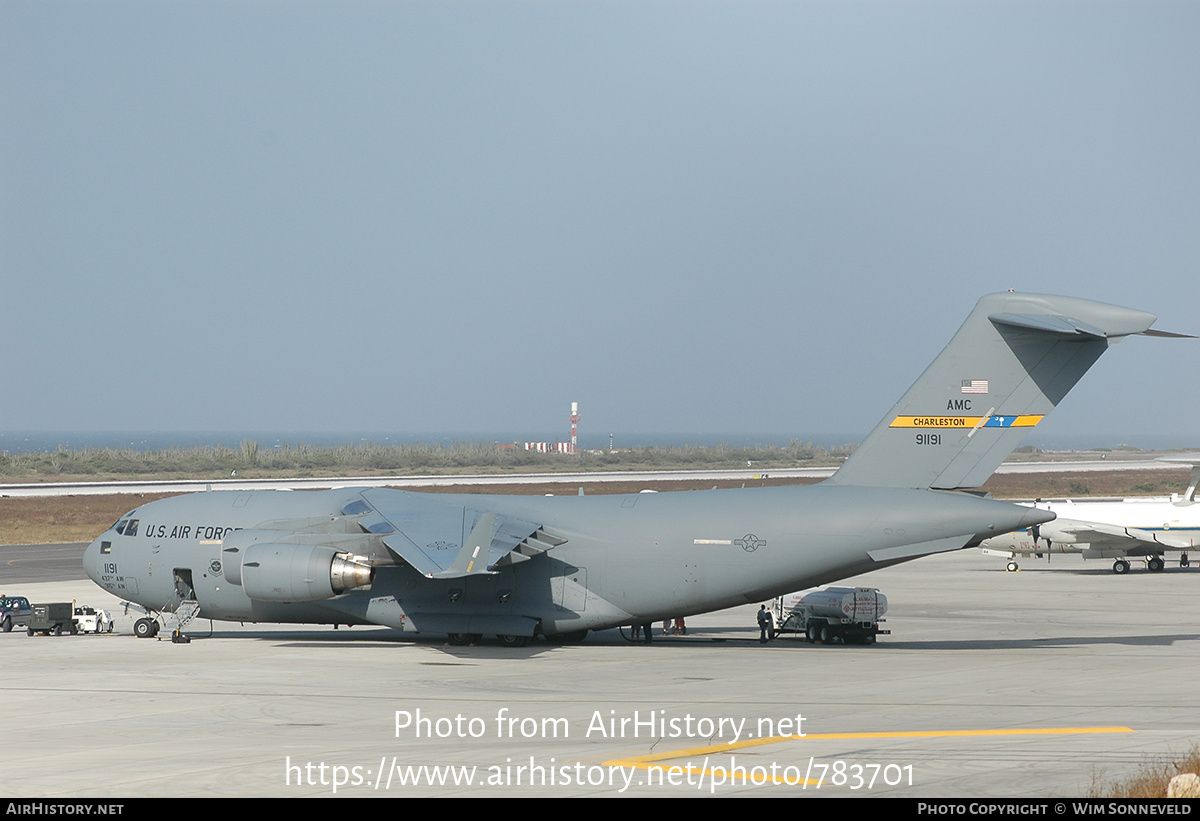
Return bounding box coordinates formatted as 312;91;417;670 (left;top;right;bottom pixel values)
1113;560;1131;575
497;634;531;648
1147;557;1165;572
1006;560;1019;572
1181;554;1190;568
134;618;156;638
447;633;483;646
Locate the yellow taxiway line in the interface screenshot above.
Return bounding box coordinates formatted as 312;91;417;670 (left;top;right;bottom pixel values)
603;726;1135;786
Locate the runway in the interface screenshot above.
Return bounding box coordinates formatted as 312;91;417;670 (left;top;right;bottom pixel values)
1;542;88;583
6;546;1199;797
0;457;1186;496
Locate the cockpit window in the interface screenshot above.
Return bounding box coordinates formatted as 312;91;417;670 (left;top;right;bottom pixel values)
114;510;140;535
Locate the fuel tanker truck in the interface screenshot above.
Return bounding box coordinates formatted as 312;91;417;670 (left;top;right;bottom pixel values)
780;587;889;645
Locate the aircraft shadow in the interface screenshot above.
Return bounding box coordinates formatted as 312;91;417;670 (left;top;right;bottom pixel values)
979;565;1197;576
167;624;771;656
852;633;1198;651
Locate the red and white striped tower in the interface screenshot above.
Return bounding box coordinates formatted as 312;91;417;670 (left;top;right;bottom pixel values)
569;402;580;454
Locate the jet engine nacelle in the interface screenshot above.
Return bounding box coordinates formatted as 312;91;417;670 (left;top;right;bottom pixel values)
238;542;375;603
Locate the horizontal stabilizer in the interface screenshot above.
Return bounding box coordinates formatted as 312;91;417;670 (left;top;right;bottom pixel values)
988;312;1110;337
1142;328;1196;339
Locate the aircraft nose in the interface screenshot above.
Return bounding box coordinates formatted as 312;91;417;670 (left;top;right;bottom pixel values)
1019;506;1056;529
82;538;102;583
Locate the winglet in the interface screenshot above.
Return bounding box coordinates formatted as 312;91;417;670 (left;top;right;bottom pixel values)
1155;455;1200;503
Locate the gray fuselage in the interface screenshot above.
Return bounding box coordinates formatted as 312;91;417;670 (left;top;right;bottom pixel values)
83;484;1045;637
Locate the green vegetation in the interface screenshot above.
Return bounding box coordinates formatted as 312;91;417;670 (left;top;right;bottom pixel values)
0;439;853;483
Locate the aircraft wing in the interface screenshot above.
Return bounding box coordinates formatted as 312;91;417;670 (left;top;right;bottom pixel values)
348;490;565;578
1123;527;1198;550
1049;518;1198;551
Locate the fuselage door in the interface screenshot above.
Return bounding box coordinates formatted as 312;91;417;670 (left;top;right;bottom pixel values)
173;568;196;603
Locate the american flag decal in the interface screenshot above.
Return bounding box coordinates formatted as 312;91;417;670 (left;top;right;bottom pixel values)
961;379;989;394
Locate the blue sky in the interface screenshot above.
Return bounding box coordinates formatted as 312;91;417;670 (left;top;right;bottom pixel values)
3;2;1197;446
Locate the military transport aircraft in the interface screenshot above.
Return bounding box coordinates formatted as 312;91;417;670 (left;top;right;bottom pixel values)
980;458;1200;574
82;293;1182;645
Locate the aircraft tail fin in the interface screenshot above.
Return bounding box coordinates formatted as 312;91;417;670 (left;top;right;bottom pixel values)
827;292;1165;490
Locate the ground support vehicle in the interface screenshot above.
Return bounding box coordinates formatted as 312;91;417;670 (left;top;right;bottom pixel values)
0;596;32;633
73;605;114;634
781;587;889;645
26;603;78;636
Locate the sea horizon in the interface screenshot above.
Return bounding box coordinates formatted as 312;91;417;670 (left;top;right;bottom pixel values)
1;429;1196;455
